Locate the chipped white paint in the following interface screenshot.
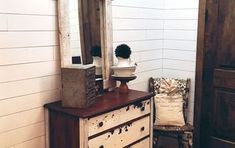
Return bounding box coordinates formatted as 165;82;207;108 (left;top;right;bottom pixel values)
88;116;150;148
130;137;150;148
88;100;150;137
79;118;89;148
57;0;72;67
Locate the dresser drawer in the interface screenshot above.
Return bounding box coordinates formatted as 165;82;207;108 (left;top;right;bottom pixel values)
88;115;150;148
130;137;150;148
88;99;150;137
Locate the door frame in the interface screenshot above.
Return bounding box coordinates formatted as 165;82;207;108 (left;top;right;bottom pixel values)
193;0;207;147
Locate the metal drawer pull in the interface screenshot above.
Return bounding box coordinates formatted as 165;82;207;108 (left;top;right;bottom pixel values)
98;122;103;127
140;127;145;132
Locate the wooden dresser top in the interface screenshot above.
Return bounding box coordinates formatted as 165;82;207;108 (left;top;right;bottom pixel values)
44;89;153;118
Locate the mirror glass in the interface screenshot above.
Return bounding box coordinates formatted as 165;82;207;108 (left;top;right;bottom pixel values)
68;0;82;64
58;0;114;89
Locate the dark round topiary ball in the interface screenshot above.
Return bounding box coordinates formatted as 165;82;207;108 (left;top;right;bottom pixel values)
90;45;102;57
115;44;132;59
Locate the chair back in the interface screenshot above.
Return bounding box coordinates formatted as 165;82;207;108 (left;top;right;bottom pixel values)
149;77;190;123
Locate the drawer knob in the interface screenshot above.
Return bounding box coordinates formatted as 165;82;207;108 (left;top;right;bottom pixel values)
141;107;145;111
140;127;145;132
99;145;104;148
98;122;103;127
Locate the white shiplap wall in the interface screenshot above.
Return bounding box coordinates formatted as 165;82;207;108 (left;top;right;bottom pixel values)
0;0;60;147
112;0;165;91
162;0;199;124
0;0;199;147
112;0;199;124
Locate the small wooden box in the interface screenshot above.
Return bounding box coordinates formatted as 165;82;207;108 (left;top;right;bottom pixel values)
61;64;96;108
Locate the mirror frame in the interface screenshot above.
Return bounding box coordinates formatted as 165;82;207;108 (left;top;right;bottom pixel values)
57;0;114;89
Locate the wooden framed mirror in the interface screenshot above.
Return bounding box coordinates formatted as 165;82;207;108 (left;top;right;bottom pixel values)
58;0;114;89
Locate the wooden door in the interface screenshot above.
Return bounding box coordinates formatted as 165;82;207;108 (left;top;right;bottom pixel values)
194;0;235;147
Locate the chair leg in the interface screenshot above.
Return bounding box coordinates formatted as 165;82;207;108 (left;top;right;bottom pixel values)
177;134;183;148
186;132;193;148
153;135;160;148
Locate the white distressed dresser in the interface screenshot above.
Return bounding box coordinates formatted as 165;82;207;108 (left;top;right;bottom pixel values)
45;89;154;148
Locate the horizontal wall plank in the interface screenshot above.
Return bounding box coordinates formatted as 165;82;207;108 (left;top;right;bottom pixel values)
113;40;163;52
164;40;197;51
0;0;56;15
164;30;197;40
113;30;163;42
0;0;58;147
162;68;195;84
0;75;61;100
0;31;58;49
113;49;162;65
14;136;45;148
163;50;196;61
163;59;195;72
112;6;164;19
112;0;164;9
136;59;162;73
0;61;60;83
0;14;7;30
0;46;58;65
164;9;198;19
131;50;162;63
113;19;163;30
130;69;162;85
0;89;60;117
129;81;149;92
164;20;198;30
0;108;44;133
8;15;57;31
0;122;44;147
164;0;199;9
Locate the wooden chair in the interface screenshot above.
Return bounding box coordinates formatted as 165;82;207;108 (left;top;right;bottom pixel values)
149;77;193;148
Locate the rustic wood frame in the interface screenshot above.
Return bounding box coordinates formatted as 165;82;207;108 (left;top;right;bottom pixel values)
193;0;206;147
57;0;114;89
149;77;193;147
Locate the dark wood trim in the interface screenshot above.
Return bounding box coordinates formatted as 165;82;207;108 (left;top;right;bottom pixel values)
88;114;150;140
49;110;80;148
193;0;206;147
45;89;154;118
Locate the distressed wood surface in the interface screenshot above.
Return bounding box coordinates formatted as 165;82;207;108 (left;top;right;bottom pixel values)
130;137;150;148
194;0;235;147
61;66;96;108
45;90;152;148
79;119;89;148
100;0;115;89
88;116;150;147
88;100;150;137
45;89;153;118
48;110;79;148
79;0;101;64
58;0;72;67
193;0;206;146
